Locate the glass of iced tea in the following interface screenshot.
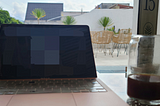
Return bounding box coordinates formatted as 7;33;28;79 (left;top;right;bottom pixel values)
127;34;160;105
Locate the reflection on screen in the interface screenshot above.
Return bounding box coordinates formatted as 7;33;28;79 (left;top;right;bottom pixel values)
0;25;96;79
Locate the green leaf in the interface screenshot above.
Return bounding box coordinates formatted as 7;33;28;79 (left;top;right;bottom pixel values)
31;8;46;24
63;16;76;25
0;9;23;26
98;17;113;30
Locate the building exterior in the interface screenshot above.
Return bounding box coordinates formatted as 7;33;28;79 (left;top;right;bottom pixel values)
61;11;88;21
74;9;133;31
24;2;133;30
25;3;63;24
95;3;130;9
24;3;88;24
109;4;133;9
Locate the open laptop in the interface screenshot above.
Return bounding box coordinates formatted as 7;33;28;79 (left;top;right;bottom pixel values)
0;24;128;106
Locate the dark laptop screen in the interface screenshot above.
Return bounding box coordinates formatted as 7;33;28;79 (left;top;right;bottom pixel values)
0;24;97;79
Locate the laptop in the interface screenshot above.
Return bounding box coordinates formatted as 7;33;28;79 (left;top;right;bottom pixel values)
0;24;128;106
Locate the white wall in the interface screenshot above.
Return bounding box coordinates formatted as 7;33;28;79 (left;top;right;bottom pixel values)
61;12;84;22
74;9;133;31
25;20;63;24
61;12;87;20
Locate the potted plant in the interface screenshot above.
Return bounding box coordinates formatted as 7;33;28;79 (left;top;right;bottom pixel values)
63;16;76;25
99;17;113;30
31;8;46;24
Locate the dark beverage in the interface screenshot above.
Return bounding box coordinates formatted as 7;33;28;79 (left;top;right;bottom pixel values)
127;74;160;100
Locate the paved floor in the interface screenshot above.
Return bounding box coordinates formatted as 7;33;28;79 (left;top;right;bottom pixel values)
94;49;128;72
94;49;128;66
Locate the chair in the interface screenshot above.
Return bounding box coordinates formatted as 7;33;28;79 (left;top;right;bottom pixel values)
90;31;97;44
90;31;98;55
95;31;114;57
119;29;132;34
112;29;132;57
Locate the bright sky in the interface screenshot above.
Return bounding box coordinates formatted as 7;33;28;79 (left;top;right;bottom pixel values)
0;0;133;21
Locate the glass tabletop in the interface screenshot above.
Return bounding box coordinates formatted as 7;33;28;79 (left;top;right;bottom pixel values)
97;72;158;106
97;73;128;101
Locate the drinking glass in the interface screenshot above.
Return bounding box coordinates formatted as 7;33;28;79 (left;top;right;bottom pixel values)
127;34;160;105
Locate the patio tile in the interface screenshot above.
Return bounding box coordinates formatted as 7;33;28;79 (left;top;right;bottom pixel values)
94;49;128;73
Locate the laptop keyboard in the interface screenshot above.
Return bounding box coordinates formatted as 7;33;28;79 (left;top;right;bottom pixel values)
0;79;107;95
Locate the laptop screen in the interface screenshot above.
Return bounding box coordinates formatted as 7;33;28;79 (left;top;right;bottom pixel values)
0;24;97;79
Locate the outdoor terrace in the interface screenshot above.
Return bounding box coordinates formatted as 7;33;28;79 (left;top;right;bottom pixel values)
94;48;128;73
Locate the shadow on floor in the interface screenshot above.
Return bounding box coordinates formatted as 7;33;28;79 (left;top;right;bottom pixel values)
96;66;126;73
